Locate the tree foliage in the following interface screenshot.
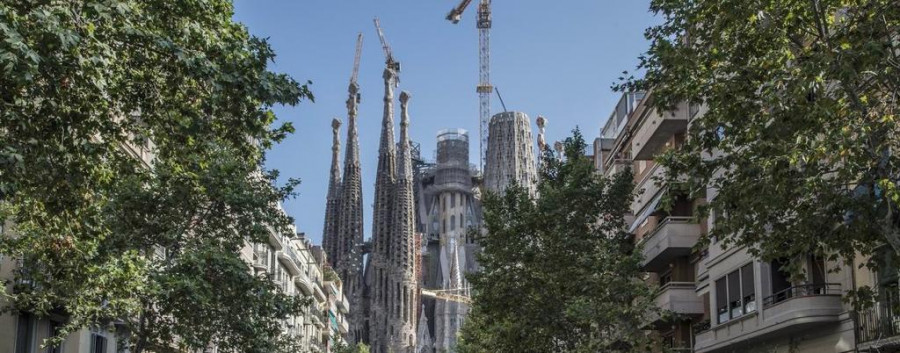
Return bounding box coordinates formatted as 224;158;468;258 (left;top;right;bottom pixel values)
333;342;371;353
458;131;657;353
0;1;311;351
623;0;900;283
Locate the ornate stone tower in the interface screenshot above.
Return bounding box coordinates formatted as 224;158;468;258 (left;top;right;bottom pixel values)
484;111;538;195
322;118;342;266
368;66;419;352
337;81;366;343
369;67;398;352
390;91;419;352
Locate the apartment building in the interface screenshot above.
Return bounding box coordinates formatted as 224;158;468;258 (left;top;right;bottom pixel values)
597;91;900;352
245;228;344;353
309;244;351;353
0;248;120;352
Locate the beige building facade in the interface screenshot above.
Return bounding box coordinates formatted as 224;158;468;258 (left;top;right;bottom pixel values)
596;91;900;353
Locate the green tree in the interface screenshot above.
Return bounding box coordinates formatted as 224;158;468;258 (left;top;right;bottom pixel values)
623;0;900;293
0;1;311;352
458;131;657;353
334;342;371;353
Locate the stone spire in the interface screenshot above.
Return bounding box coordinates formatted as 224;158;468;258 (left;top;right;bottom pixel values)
447;239;461;290
373;68;398;260
389;90;418;353
322;118;342;266
369;66;399;353
339;81;366;343
415;305;433;353
394;91;415;270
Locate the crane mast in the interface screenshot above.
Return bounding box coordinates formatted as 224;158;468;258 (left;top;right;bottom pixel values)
348;32;363;105
373;17;401;83
350;32;363;86
447;0;492;171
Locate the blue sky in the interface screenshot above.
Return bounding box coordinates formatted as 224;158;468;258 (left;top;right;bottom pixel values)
232;0;658;245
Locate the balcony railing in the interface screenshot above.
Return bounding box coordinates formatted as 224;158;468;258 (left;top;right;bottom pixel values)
692;319;711;334
639;216;701;272
762;283;841;308
856;299;900;345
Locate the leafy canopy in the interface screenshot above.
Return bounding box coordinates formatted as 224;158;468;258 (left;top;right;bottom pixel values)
1;1;312;352
458;131;657;353
623;0;900;281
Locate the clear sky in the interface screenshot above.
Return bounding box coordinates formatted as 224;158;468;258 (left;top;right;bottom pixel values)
232;0;659;245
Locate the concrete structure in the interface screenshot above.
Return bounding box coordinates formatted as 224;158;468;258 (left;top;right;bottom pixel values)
596;91;900;352
415;129;482;353
484;111;538;195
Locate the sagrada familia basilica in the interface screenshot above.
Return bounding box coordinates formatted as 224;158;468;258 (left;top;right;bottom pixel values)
322;27;539;353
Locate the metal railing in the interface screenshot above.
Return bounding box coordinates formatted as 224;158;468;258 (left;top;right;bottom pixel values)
283;242;303;266
692;319;711;334
856;298;900;344
762;283;841;308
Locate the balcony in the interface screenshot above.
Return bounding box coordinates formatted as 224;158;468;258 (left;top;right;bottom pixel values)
313;283;327;304
631;164;666;216
339;318;349;334
252;250;269;272
640;217;701;272
856;298;900;350
695;283;843;352
278;244;302;276
295;274;314;296
266;225;284;251
337;294;350;314
631;101;688;160
656;282;704;316
605;158;633;177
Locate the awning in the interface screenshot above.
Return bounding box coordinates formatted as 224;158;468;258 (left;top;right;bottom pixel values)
628;189;664;233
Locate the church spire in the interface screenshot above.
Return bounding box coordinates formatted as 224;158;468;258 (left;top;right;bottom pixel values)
373;68;398;259
395;91;415;270
338;80;366;343
322;118;342;265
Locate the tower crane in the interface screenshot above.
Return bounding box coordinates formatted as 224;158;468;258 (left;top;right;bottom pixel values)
349;32;363;101
446;0;492;171
373;17;401;83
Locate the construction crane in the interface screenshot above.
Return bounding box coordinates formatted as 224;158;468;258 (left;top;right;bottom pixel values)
349;32;363;101
421;288;471;304
446;0;492;171
373;17;401;84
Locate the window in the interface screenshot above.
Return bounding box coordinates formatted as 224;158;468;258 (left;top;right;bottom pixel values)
90;333;108;353
716;264;756;324
451;194;456;208
741;264;756;313
15;314;35;353
450;216;456;231
660;270;672;287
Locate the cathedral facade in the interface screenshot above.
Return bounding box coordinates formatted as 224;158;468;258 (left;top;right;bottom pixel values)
322;65;419;353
